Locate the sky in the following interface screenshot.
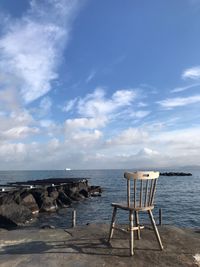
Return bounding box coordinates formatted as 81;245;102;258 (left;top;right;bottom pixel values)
0;0;200;170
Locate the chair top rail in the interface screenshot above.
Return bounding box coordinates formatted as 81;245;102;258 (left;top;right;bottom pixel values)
124;171;159;180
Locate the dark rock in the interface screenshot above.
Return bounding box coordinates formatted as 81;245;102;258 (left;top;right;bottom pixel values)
57;191;72;207
49;190;59;200
0;177;102;227
21;193;39;214
79;189;89;198
31;188;47;209
40;196;58;212
63;180;89;200
8;177;88;186
41;224;55;229
69;192;84;201
0;193;15;205
0;203;32;225
89;186;102;197
69;185;79;195
77;180;88;191
13;189;24;204
0;214;17;229
0;189;24;205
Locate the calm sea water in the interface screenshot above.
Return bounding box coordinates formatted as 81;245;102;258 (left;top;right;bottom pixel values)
0;169;199;228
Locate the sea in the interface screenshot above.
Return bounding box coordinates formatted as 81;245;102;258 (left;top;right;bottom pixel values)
0;169;199;229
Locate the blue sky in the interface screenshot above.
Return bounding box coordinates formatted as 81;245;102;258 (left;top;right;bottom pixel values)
0;0;200;170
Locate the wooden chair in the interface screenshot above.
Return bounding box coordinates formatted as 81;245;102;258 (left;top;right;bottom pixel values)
108;171;163;256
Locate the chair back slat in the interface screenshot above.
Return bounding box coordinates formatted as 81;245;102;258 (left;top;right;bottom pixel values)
127;179;130;207
150;179;157;205
148;180;154;206
144;179;149;207
134;179;136;208
124;171;159;208
139;180;143;207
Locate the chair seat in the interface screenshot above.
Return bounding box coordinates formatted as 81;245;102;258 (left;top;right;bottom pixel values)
111;202;154;211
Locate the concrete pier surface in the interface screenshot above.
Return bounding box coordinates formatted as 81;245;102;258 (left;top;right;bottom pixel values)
0;224;199;267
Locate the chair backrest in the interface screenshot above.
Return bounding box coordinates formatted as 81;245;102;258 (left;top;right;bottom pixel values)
124;171;159;208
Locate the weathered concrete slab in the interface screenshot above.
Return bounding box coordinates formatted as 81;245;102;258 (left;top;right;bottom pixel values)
0;224;199;267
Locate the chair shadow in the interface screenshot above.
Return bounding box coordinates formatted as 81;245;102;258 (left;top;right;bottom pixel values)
0;241;53;255
0;237;162;258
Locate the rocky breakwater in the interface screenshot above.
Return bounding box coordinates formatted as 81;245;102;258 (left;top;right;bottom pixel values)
0;178;102;229
160;172;192;176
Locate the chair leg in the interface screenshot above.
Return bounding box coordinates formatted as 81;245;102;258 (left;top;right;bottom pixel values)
108;206;117;242
129;210;134;256
148;210;164;250
134;211;141;240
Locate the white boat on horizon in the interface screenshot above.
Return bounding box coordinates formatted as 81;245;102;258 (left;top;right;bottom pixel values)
65;168;71;171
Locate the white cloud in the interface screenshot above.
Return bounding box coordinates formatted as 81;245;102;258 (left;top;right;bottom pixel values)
138;102;148;107
153;127;200;148
65;117;107;130
71;130;102;144
61;88;146;128
63;117;106;151
1;126;39;140
39;96;52;115
47;138;60;150
64;117;105;150
0;109;34;135
130;110;150;118
0;111;6;116
137;147;159;157
0;106;46;142
38;119;62;138
106;128;148;147
158;95;200;109
0;88;20;111
182;66;200;80
77;88;137;117
40;119;55;128
10;109;33;124
112;89;136;104
0;0;79;103
0;142;27;163
62;98;77;112
85;70;96;83
171;83;200;93
0;125;200;170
